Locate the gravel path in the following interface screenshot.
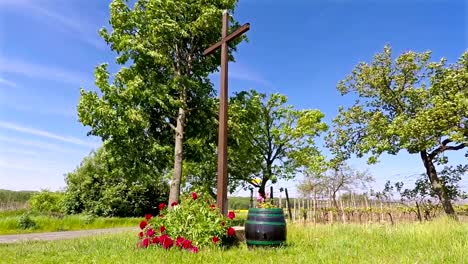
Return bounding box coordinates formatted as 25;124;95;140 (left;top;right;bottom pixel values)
0;227;135;244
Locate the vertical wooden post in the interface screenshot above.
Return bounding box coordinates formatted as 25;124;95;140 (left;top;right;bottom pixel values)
279;193;282;209
270;186;274;206
313;191;317;224
294;198;297;222
340;198;346;224
285;188;293;221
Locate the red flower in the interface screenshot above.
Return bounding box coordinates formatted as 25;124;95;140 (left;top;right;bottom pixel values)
227;227;235;237
159;234;168;245
160;225;166;234
176;236;185;247
171;202;178;207
139;221;147;230
182;239;192;249
189;246;199;253
191;192;198;200
228;211;235;219
138;231;144;238
221;221;225;226
145;213;152;220
152;236;159;244
210;204;216;210
163;236;174;249
212;236;220;244
142;238;149;248
147;228;155;237
159;203;166;211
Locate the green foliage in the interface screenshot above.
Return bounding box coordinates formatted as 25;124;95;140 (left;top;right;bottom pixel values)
63;147;169;217
455;204;468;215
227;90;327;195
327;45;467;216
29;190;64;214
141;192;236;249
17;213;37;230
328;46;467;164
78;0;246;203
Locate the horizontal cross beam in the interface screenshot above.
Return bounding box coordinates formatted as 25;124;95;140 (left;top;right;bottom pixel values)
203;23;250;56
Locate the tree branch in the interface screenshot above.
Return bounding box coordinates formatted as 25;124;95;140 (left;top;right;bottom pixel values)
271;143;285;162
168;122;176;131
429;138;466;160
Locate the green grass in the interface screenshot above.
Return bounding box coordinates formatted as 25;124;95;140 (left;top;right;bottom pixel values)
1;218;467;264
0;211;140;235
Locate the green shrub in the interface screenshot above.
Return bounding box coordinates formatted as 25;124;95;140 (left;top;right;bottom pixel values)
83;214;95;225
29;190;64;214
63;148;169;217
17;213;37;229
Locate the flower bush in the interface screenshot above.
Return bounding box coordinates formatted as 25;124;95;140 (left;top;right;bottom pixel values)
256;191;277;208
136;192;237;252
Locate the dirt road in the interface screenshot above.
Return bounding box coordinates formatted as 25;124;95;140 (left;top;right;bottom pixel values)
0;227;135;244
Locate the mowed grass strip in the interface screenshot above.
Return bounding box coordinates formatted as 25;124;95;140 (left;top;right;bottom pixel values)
0;213;140;235
1;218;467;264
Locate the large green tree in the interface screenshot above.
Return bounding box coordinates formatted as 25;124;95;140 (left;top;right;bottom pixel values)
327;46;467;217
228;90;328;197
78;0;245;205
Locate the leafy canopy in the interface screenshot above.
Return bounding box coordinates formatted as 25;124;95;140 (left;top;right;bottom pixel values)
229;90;328;194
327;45;467;164
78;0;243;190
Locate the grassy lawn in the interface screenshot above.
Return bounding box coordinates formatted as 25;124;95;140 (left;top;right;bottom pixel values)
1;218;467;264
0;210;140;235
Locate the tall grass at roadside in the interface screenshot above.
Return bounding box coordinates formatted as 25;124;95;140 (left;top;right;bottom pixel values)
0;213;140;235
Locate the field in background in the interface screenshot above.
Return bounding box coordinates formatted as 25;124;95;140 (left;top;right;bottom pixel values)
1;218;466;264
0;190;35;211
230;196;468;224
2;191;467;235
0;210;139;235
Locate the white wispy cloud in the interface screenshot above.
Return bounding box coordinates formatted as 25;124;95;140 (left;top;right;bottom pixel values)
0;77;17;87
212;63;272;86
0;57;92;87
0;135;87;154
0;0;105;49
0;121;100;148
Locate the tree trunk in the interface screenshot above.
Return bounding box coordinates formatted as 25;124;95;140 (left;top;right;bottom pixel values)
168;107;186;207
332;191;339;210
420;151;457;219
415;202;422;222
259;181;267;199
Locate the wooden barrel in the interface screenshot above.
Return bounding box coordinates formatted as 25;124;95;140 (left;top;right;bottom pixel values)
245;208;286;247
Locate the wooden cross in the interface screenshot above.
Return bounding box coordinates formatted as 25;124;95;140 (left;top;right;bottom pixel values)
203;10;250;215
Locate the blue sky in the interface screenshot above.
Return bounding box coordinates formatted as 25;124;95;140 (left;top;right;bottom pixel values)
0;0;466;197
